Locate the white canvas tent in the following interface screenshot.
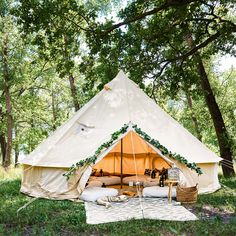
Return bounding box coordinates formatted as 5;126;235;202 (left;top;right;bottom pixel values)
20;70;221;200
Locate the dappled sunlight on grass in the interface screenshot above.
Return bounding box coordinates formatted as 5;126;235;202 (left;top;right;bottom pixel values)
0;166;22;181
196;180;236;214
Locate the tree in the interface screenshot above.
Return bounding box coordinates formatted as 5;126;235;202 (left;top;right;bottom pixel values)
185;34;234;176
12;0;235;176
14;0;122;111
85;0;236;176
0;5;15;168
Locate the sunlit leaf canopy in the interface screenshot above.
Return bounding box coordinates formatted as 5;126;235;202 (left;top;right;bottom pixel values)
0;0;235;176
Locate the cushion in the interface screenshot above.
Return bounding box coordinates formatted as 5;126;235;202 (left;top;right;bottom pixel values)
143;178;159;187
86;180;103;188
89;176;121;186
123;175;148;185
143;186;176;198
91;168;97;176
89;176;97;181
79;187;119;202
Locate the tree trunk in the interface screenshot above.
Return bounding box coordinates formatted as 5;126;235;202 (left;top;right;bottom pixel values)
4;87;13;168
14;149;19;167
0;134;7;165
51;89;57;130
185;91;202;141
69;74;80;111
2;34;13;169
14;125;19;167
0;107;7;165
63;35;80;111
185;34;235;177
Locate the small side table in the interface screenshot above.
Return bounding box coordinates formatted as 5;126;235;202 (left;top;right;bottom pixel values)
166;180;179;203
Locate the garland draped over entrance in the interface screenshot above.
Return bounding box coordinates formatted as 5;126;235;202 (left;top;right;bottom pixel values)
64;123;203;179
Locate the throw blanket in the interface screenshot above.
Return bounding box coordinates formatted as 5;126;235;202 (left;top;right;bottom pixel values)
97;195;129;208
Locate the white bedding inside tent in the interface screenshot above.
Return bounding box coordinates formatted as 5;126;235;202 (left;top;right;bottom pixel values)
89;176;121;186
122;175;159;186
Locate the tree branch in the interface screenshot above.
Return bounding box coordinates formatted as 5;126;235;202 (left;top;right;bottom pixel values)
100;0;198;35
173;31;221;60
168;23;236;62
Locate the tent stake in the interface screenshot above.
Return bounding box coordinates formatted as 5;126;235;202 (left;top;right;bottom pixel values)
121;138;123;189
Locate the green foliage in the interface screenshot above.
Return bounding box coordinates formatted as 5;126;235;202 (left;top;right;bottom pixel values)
212;67;236;155
0;0;235;175
13;67;74;153
13;0;122;79
0;10;75;157
13;0;82;77
0;1;101;161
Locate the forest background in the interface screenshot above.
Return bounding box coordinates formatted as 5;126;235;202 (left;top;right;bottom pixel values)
0;0;236;177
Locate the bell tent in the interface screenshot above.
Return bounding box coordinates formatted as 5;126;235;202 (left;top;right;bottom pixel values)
20;70;221;200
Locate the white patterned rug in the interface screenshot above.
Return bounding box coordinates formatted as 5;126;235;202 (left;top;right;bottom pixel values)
85;198;198;224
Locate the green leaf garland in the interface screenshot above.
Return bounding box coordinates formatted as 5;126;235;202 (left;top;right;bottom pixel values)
64;123;203;179
132;124;203;175
63;123;129;179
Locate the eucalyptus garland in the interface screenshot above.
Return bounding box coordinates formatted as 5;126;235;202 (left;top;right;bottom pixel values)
132;124;203;175
64;123;202;179
63;124;129;180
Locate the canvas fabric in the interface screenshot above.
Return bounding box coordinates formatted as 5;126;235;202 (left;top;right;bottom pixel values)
20;161;220;200
20;70;221;167
20;70;221;199
20;165;89;199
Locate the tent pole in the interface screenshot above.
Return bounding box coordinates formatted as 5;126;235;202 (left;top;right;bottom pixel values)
121;138;123;189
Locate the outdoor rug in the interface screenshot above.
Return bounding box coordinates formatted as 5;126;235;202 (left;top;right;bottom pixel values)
85;198;198;224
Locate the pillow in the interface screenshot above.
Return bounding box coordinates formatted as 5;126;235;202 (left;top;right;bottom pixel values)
94;169;111;177
91;168;97;176
143;179;159;187
79;187;118;202
144;169;152;176
123;175;148;185
86;180;103;188
93;176;121;186
143;186;176;198
89;176;97;181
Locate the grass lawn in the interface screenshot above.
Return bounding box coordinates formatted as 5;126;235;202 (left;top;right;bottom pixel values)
0;167;235;236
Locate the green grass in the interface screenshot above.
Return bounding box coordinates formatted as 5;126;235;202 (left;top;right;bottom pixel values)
0;168;235;236
0;166;22;181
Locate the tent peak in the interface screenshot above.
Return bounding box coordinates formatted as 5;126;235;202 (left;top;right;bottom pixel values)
114;69;128;80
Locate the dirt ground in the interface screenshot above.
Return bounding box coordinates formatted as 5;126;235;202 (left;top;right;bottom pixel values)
185;204;235;223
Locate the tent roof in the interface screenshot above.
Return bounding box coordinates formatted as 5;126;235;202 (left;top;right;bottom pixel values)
20;70;221;167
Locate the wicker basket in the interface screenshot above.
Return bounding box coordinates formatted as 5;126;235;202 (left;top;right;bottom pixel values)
176;184;198;203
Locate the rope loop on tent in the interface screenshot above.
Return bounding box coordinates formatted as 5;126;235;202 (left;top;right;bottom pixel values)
124;77;145;218
220;159;234;164
220;161;235;170
130;130;145;219
17;197;38;216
